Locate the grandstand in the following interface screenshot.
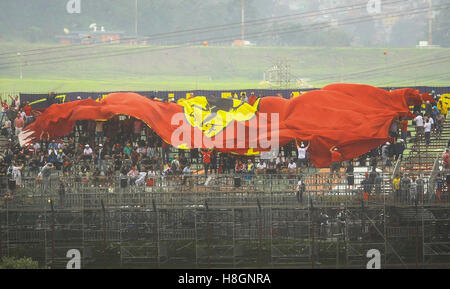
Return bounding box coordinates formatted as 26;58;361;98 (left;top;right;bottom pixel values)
0;93;449;269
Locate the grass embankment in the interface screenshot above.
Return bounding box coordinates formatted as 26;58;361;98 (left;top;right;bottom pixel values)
0;42;449;94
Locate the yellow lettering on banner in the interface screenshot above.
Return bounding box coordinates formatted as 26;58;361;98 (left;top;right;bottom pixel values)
245;148;260;156
56;94;67;103
221;92;232;99
291;91;301;98
168;93;175;103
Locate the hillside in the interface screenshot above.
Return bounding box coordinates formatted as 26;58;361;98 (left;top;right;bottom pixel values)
0;43;449;93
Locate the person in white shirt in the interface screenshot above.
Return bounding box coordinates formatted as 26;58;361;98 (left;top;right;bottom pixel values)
146;145;156;158
296;139;310;173
11;162;24;188
288;159;297;175
428;115;435;135
127;166;140;186
414;114;424;140
275;153;286;173
137;145;147;156
83;144;93;161
32;142;41;156
135;171;148;186
3;117;12;138
424;117;432;147
296;176;306;203
256;160;266;175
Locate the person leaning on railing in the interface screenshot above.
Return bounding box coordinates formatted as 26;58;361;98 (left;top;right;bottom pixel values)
245;159;255;178
255;160;266;176
37;162;54;193
443;149;450;172
182;164;192;186
234;160;244;175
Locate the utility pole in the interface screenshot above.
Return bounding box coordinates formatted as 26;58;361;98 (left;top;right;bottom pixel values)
428;0;433;45
241;0;245;41
135;0;139;38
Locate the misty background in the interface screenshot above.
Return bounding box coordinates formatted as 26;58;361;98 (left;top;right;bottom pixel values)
0;0;449;92
0;0;448;47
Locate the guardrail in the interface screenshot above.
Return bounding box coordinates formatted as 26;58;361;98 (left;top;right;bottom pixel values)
1;170;446;210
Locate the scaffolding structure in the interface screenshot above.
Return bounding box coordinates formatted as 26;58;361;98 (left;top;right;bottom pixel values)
0;171;449;269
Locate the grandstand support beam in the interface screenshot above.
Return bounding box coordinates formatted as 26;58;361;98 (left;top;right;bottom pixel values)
205;201;210;268
0;207;2;262
359;210;408;268
392;158;402;181
415;199;419;269
361;200;366;267
257;199;262;269
152;199;159;269
194;208;198;268
422;203;425;269
309;198;315;269
50;199;55;269
429;153;441;190
101;199;107;264
383;179;388;266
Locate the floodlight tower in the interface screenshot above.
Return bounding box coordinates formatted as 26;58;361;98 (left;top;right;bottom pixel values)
135;0;139;38
428;0;433;45
17;52;23;79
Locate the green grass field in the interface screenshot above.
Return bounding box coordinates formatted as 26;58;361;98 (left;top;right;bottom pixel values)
0;42;449;94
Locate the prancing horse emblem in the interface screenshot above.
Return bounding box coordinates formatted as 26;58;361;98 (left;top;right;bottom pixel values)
178;96;260;138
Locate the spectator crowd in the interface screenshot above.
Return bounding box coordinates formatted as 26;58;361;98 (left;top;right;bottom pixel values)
0;91;449;204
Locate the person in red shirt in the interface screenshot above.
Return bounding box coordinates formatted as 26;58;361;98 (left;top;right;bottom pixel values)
248;91;257;106
1;99;8;127
23;101;33;126
330;146;342;177
201;149;212;177
400;117;408;143
443;149;450;170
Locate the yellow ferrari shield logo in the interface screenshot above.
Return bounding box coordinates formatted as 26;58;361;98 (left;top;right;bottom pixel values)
178;96;260;138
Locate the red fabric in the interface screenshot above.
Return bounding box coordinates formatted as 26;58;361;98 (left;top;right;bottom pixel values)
24;105;32;116
248;95;257;106
20;84;425;168
401;120;408;132
202;151;212;163
331;151;342;162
